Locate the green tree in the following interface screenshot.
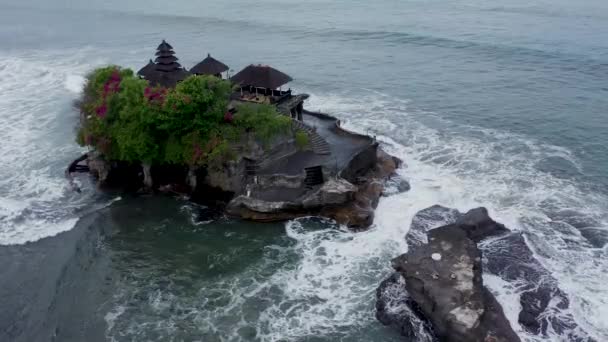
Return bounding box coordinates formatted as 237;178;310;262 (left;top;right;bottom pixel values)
232;104;292;144
76;66;295;176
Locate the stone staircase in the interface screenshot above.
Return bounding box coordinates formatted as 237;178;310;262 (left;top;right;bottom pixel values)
304;166;324;189
244;160;260;176
292;120;331;155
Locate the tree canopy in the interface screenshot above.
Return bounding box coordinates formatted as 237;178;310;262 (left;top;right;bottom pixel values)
77;66;292;166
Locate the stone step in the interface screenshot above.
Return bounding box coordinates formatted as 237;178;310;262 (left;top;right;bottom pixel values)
292;119;331;155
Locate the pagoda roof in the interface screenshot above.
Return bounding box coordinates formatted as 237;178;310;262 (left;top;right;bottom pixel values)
157;40;173;51
145;68;191;88
155;55;179;65
137;40;191;88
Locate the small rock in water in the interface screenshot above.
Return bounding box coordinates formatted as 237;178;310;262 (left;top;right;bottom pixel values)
431;253;442;261
382;177;411;196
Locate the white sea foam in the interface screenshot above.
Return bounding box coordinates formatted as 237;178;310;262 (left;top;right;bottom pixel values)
65;74;85;94
0;50;102;245
302;89;607;341
104;304;126;333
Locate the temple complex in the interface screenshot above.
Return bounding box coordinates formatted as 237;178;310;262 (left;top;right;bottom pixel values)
74;39;392;229
134;41;375;188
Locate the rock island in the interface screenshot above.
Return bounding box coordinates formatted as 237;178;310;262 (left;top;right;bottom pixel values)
68;40;403;229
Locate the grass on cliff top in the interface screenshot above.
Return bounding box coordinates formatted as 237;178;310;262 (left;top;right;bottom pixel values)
76;66;292;167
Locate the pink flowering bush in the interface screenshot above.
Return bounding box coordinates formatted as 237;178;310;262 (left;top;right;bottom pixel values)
76;65;290;167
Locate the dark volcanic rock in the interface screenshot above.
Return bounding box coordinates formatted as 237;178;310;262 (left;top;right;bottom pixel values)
407;205;461;248
391;222;521;342
454;207;510;243
382;177;411;196
375;273;436;342
226;146;399;230
378;205;595;342
406;206;509;245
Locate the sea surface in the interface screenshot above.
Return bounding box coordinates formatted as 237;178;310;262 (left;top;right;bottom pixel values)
0;0;607;341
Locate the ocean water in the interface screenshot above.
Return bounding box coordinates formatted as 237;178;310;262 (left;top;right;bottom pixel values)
0;0;607;341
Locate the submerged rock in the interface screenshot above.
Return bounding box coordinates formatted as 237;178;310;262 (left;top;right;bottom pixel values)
480;233;593;341
382;177;411;196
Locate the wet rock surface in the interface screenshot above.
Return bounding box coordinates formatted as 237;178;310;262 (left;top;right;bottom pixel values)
375;273;436;341
301;178;358;208
391;209;520;342
225;146;399;229
378;206;596;342
480;233;594;341
382;177;411;196
406;205;461;248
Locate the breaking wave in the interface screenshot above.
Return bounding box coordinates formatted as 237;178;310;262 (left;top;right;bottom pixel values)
0;50;103;245
305;89;608;341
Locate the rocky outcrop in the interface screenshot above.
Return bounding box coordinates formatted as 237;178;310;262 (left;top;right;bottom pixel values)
383;177;411;197
86;151;144;191
378;206;594;342
302;178;358;208
225;146;401;229
87;151;112;184
376;273;435;341
321;148;401;229
77;113;401;229
226;178;357;221
379;208;520;342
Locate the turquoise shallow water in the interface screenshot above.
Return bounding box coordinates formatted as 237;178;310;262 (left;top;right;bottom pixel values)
0;0;607;341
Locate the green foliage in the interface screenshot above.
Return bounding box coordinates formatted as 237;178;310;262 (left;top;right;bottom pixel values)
232;104;292;144
76;66;294;167
162;76;232;136
295;130;310;150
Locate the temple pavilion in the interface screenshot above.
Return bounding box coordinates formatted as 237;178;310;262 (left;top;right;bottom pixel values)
230;64;307;120
191;54;229;78
137;40;191;88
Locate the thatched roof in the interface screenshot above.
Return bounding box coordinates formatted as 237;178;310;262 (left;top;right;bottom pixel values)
191;54;229;76
137;40;191;88
136;59;155;77
145;68;192;88
231;64;292;89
